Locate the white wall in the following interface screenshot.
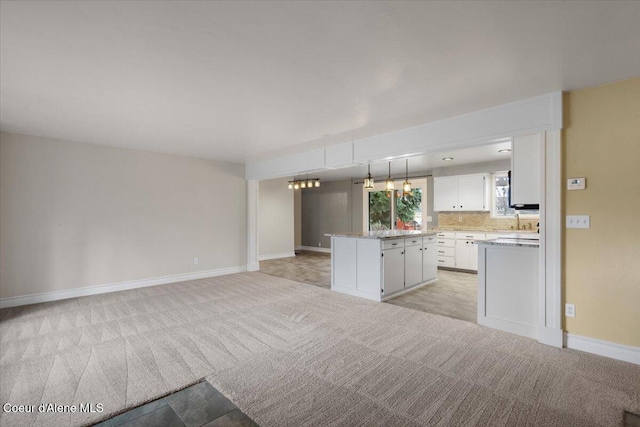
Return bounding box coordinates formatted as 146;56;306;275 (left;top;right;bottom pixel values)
0;132;247;300
258;178;294;258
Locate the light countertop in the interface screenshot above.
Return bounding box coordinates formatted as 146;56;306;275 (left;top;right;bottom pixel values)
479;235;540;248
325;230;437;240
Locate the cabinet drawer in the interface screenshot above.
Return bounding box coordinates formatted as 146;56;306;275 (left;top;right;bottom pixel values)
436;232;456;239
437;239;455;248
455;232;486;241
404;237;422;247
437;247;455;257
383;238;404;250
437;256;455;268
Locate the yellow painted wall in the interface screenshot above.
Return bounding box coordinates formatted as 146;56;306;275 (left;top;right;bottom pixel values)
563;78;640;347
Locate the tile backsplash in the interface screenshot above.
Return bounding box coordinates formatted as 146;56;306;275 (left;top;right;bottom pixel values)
437;212;539;231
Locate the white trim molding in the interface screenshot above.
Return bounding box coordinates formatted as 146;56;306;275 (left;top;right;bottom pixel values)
0;265;247;309
259;252;296;261
296;245;331;254
564;333;640;365
246;92;562;180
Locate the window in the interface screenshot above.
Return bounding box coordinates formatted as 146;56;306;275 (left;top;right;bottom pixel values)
492;172;516;218
364;179;427;231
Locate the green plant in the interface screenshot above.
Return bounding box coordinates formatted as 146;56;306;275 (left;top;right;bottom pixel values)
396;188;422;223
369;191;391;229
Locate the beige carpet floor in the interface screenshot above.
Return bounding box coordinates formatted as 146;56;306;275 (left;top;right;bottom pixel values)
1;272;638;427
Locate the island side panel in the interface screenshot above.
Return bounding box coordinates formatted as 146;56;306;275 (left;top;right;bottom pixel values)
356;239;382;299
332;237;357;290
478;244;539;339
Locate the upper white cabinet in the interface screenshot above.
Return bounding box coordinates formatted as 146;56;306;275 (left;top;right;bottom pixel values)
433;174;489;211
511;133;543;206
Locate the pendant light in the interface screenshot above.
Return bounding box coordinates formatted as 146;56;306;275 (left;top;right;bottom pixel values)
307;174;314;188
314;179;320;187
364;164;374;189
385;162;394;191
402;159;412;194
288;181;293;190
294;181;300;190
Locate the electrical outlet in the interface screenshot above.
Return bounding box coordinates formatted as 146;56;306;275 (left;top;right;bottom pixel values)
193;258;199;265
318;242;322;247
458;216;462;222
565;303;576;318
566;215;590;229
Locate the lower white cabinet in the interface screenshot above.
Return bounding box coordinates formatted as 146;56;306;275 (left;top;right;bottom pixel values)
422;242;437;282
455;238;479;271
383;247;405;295
330;234;438;302
404;244;423;288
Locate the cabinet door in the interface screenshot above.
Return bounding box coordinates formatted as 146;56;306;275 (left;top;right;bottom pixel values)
383;248;404;295
404;244;423;288
469;241;479;271
457;174;487;211
455;240;468;269
422;243;437;282
511;133;542;206
433;176;458;211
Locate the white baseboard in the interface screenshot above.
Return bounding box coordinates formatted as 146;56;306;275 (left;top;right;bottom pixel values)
246;263;260;272
259;252;296;261
564;333;640;365
538;326;563;348
0;265;247;309
296;246;331;254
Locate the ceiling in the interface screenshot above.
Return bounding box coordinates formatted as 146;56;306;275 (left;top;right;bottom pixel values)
311;140;512;182
1;1;639;164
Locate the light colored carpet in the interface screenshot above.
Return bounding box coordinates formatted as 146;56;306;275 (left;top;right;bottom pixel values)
0;272;638;427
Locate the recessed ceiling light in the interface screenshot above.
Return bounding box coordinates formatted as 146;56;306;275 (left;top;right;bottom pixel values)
498;148;512;153
442;157;454;161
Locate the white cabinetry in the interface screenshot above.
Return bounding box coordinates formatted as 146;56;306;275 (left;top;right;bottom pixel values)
404;242;423;288
433;176;458;211
422;235;437;282
433;174;489;211
330;234;438;302
383;246;405;295
511;133;542;206
436;232;456;268
454;232;484;271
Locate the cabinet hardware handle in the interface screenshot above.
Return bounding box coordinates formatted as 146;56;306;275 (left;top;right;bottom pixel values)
392;243;398;246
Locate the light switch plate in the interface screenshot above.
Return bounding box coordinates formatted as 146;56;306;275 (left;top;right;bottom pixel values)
566;215;590;229
567;178;586;190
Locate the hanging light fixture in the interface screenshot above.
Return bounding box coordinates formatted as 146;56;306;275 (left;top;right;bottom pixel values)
314;179;320;187
364;164;374;189
294;181;300;190
288;181;293;190
307;174;314;188
385;162;394;191
403;159;412;194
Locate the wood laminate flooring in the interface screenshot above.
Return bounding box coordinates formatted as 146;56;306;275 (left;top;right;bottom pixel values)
260;251;477;323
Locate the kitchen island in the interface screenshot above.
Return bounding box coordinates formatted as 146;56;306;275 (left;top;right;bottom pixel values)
477;235;539;338
325;230;438;302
